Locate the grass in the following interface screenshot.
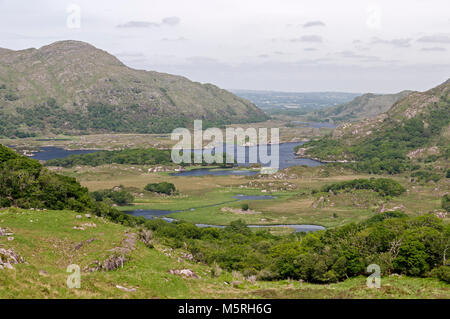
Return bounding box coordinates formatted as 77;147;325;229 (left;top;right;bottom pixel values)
47;163;449;228
1;208;448;299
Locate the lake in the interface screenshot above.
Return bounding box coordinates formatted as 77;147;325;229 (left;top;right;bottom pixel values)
124;210;325;233
20;142;323;176
29;147;100;161
171;142;323;176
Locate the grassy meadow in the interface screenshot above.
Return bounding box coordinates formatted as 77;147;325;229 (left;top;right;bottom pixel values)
1;208;448;299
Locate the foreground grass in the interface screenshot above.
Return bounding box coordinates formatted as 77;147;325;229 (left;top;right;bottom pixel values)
0;208;448;299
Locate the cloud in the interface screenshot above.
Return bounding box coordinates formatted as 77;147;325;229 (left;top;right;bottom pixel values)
161;37;187;41
370;37;411;48
334;50;381;62
186;56;220;64
304;48;317;51
117;16;181;28
290;35;323;43
421;47;447;52
115;52;146;58
162;16;181;26
417;34;450;44
258;54;269;58
117;21;160;28
302;20;326;28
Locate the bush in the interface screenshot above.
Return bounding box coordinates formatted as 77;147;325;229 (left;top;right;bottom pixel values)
442;194;450;212
45;148;172;167
92;188;134;205
431;266;450;283
144;182;176;195
321;178;405;197
241;203;249;211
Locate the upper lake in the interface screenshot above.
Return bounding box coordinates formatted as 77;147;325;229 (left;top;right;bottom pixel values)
28;147;100;161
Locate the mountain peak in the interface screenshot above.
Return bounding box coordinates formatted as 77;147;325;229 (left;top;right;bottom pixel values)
0;40;267;137
39;40;97;51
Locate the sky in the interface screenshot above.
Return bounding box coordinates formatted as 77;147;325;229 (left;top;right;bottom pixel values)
0;0;449;93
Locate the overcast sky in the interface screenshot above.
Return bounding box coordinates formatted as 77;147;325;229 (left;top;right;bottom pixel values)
0;0;449;93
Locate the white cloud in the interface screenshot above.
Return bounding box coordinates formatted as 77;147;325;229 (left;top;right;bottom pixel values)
303;21;326;28
417;34;450;44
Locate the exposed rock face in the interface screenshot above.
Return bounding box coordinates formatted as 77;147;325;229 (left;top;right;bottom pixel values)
0;248;24;270
84;232;136;272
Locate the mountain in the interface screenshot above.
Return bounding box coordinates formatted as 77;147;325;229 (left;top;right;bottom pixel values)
231;90;360;110
300;79;450;173
0;41;267;138
309;90;413;123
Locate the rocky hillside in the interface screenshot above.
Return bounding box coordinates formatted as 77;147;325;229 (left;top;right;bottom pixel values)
300;79;450;173
0;41;267;137
310;90;413;123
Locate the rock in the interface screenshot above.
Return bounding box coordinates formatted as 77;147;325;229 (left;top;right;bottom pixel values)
139;229;153;247
116;285;136;293
0;248;24;270
169;269;199;278
74;242;84;250
7;237;14;241
76;215;82;219
39;270;49;277
85;233;136;272
85;214;91;218
102;255;127;271
82;223;97;228
0;227;13;237
181;253;194;261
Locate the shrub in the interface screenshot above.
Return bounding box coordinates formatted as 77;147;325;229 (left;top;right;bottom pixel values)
431;266;450;283
92;188;134;205
321;178;405;197
442;194;450;212
144;182;176;195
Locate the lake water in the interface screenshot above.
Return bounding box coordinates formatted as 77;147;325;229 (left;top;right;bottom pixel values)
29;147;100;161
171;142;322;176
124;210;324;233
232;195;276;200
21;142;322;176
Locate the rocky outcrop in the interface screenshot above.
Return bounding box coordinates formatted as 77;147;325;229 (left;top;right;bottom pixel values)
84;232;136;272
0;248;24;270
169;269;199;279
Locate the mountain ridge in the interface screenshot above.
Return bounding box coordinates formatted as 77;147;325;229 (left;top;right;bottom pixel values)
300;79;450;173
309;90;414;123
0;40;267;137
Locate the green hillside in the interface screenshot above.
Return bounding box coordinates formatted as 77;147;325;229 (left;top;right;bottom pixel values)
0;41;268;138
309;91;413;123
299;79;450;174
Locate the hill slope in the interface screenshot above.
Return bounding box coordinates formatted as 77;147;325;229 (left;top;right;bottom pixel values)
300;79;450;173
0;41;267;137
310;91;413;123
